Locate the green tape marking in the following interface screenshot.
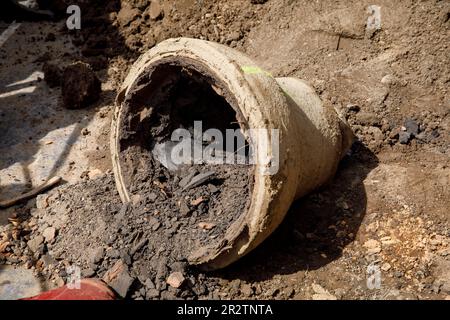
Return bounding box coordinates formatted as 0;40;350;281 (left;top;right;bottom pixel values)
241;66;273;77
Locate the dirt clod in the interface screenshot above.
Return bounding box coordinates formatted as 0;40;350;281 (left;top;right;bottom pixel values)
167;272;185;288
61;62;101;109
27;235;44;253
103;259;135;298
148;0;163;20
198;222;216;231
42;227;56;243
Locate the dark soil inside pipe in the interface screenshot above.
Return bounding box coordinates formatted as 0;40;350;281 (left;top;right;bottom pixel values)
109;61;254;294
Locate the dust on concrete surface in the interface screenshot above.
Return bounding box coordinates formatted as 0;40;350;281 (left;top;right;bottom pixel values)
1;0;449;300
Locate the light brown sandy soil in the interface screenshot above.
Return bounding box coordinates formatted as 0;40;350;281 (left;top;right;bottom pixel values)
1;0;449;300
218;0;450;300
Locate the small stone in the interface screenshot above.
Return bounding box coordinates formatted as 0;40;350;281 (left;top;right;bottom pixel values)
381;263;392;271
152;222;161;231
191;197;205;206
182;171;215;191
312;293;336;300
389;127;400;140
394;271;404;278
167;272;185;288
385;289;401;299
7;255;20;264
149;0;163;20
267;288;280;297
120;252;132;266
27;235;44;253
41;254;55;267
356;112;379;126
440;11;450;23
381;74;396;86
228;31;242;42
0;240;10;253
207;184;219;193
62;62;101;110
170;261;187;273
367;247;382;254
311;284;337;300
112;272;134;298
147;192;158;202
103;260;134;298
404;118;419;136
364;239;380;248
146;288;160;299
438;248;450;257
106;249;121;259
87;169;102;179
144;278;155;289
54;276;65;287
36;194;49;209
363;239;381;254
346;104;360;112
90;247;105;264
284;287;295;298
117;4;140;26
399;131;411;144
103;260;126;283
429;237;443;246
241;284;254;297
131;238;148;256
179;199;191;216
381;237;399;246
42;227;56;243
89;262;99;272
367;126;384;143
198;222;216;230
131;194;141;206
179;171;196;188
82;268;96;278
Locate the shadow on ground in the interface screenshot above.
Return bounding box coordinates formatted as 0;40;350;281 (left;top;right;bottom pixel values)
0;0;126;216
0;264;51;299
214;142;378;281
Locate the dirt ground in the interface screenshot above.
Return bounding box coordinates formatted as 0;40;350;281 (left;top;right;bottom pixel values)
1;0;449;300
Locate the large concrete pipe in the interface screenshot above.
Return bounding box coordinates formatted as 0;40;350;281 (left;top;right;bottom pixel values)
110;38;353;270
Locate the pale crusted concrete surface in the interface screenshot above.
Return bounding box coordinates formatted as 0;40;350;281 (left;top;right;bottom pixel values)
0;21;113;217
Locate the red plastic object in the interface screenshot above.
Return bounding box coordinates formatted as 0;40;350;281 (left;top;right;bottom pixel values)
22;279;116;300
